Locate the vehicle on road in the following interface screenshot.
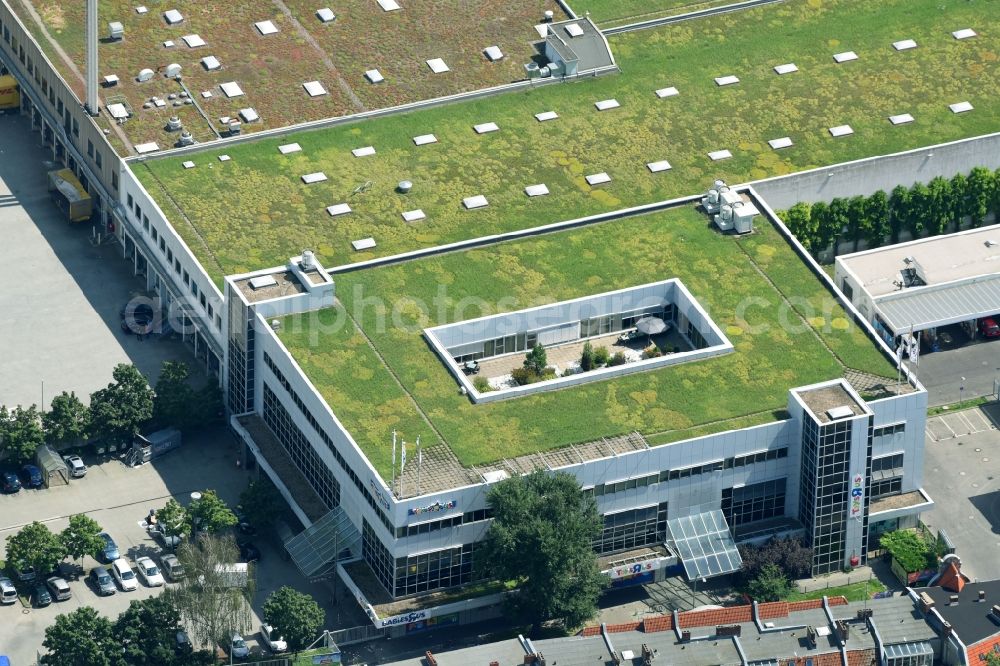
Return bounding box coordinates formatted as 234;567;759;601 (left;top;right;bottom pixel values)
99;532;120;563
160;553;185;581
259;624;288;653
33;583;51;607
20;464;43;488
1;471;20;493
63;455;87;478
979;317;1000;338
46;576;71;601
89;567;116;596
111;558;138;591
228;633;250;660
136;557;165;587
0;576;16;604
238;542;261;563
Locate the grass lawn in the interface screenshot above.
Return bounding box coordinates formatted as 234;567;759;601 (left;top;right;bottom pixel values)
278;205;894;479
568;0;739;28
786;578;887;603
137;0;1000;283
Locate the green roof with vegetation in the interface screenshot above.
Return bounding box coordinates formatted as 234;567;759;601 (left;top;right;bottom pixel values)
276;205;896;480
135;0;1000;284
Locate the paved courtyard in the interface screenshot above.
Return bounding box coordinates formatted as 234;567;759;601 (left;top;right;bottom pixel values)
919;404;1000;581
908;331;1000;407
0;112;198;409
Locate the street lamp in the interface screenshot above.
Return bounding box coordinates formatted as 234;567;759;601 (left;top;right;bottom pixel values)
960;377;966;404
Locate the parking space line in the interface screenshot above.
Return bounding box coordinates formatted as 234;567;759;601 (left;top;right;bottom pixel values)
956;412;977;434
925;425;938;442
939;416;958;437
967;409;992;431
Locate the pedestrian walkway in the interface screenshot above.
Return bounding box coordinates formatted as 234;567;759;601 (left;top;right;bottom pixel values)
794;565;874;594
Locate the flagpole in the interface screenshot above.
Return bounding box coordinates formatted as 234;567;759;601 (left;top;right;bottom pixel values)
400;441;407;498
416;436;422;496
391;430;397;497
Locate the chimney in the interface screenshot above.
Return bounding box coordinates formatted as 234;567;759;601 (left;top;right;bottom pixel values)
680;631;691;642
835;620;850;642
918;592;935;614
424;651;437;666
942;621;953;637
949;595;959;605
991;605;1000;620
85;0;99;115
979;590;986;602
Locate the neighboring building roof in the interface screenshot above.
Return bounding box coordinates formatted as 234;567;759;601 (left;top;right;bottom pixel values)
915;579;1000;646
873;273;1000;333
543;18;615;71
838;224;1000;298
937;561;965;593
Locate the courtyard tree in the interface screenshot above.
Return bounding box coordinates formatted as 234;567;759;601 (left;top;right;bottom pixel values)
783;202;815;250
263;586;326;652
41;606;121;666
238;479;284;532
44;391;91;447
888;185;911;243
523;343;548;376
736;537;812;588
745;563;793;602
0;404;45;463
114;596;187;665
61;513;105;563
477;470;606;633
187;489;238;535
89;363;154;445
164;534;255;649
154;361;196;430
157;498;191;543
966;167;995;227
580;341;595;372
6;521;66;576
863;190;891;249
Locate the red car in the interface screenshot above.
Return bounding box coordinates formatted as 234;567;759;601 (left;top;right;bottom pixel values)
980;318;1000;338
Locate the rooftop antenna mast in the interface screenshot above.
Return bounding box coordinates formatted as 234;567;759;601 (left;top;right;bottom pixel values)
85;0;99;115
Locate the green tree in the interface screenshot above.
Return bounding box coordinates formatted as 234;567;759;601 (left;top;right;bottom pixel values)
783;202;815;250
1;404;45;463
845;195;867;252
879;529;936;573
154;361;196;430
263;586;326;652
966;167;995;227
238;479;284;532
908;182;932;236
863;190;890;249
580;341;595;372
925;176;952;235
190;382;224;428
523;344;548;376
950;172;969;228
89;364;154;445
61;513;105;562
188;489;238;534
889;185;911;242
44;391;90;447
746;563;793;602
114;596;184;665
984;652;1000;666
6;521;66;576
809;201;837;258
41;606;121;666
158;498;192;543
477;470;606;632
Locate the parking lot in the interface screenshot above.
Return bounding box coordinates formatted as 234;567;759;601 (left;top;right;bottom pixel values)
911;326;1000;407
920;404;1000;582
0;111;196;409
0;426;343;664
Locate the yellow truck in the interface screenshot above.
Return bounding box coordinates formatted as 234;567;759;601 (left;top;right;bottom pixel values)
0;74;19;112
47;169;93;222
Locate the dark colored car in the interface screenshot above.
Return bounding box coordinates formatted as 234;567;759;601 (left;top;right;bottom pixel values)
99;532;120;563
1;471;20;494
980;317;1000;338
20;464;43;488
90;567;117;596
34;583;52;607
238;542;261;563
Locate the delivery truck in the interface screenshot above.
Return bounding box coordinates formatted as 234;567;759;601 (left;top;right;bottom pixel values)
47;169;93;222
0;74;19;113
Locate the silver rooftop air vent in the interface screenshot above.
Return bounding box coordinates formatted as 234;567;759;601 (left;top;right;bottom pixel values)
249;275;277;290
826;405;854;420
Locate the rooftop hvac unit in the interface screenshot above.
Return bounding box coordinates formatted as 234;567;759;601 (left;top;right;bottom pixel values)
165;63;182;78
539;66;551;78
301;249;316;269
731;201;758;234
177;130;195;146
544;9;554;21
137;68;155;82
108;21;124;40
525;62;541;78
714;204;735;232
228;120;242;135
166;116;182;131
548;61;565;77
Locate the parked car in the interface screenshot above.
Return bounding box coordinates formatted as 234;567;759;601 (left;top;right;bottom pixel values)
175;630;193;655
33;583;51;607
63;455;87;478
99;532;120;563
228;633;250;660
111;558;138;591
136;557;165;587
1;471;20;494
238;541;261;563
89;567;116;596
16;566;35;582
259;624;288;653
160;553;185;581
153;523;183;549
20;464;43;488
46;576;71;601
0;577;17;605
980;317;1000;338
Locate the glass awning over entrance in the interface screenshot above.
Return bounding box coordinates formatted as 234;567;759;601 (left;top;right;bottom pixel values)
284;507;360;577
666;509;742;580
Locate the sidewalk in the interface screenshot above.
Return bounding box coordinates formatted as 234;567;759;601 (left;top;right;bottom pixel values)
794;565;875;593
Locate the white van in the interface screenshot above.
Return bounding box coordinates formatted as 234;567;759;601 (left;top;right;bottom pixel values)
111;558;138;591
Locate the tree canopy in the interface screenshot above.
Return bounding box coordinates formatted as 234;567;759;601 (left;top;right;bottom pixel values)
263;586;326;651
736;537;812;588
44;391;90;446
745;563;793;602
187;489;238;534
89;364;154;445
477;470;606;632
238;479;284;532
6;521;66;575
41;606;120;666
0;404;45;463
115;597;185;665
61;513;105;562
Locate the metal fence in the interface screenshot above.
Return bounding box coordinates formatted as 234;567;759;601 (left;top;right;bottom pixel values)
329;624;387;646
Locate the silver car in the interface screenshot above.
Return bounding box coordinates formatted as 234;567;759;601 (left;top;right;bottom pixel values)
90;567;116;596
0;576;17;604
63;455;87;478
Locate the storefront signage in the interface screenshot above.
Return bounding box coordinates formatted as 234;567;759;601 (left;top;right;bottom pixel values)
310;653;342;665
607;558;663;580
377;610;429;628
369;478;391;511
407;499;457;516
850;473;864;519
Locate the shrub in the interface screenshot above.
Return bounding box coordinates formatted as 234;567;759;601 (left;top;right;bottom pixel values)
593;346;610;366
642;345;662;359
511;368;538;385
524;344;548;375
580;342;595;372
608;352;627;366
472;376;491;392
880;530;937;573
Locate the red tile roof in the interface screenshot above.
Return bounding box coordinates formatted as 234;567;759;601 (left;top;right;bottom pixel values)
678;606;753;629
641;615;673;633
939;561;965;593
